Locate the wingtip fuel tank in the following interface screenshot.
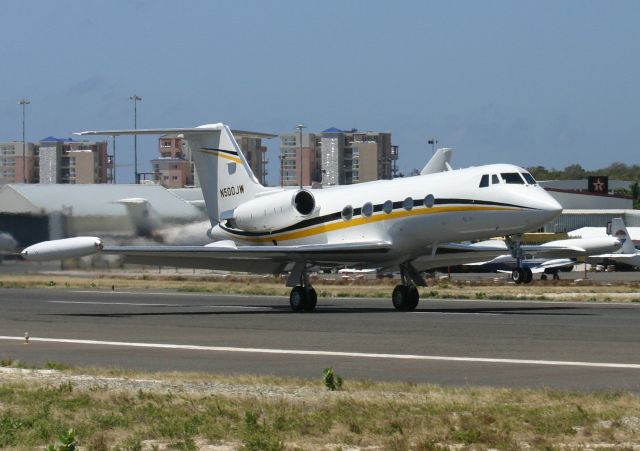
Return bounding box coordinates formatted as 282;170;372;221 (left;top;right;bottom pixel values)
21;237;103;261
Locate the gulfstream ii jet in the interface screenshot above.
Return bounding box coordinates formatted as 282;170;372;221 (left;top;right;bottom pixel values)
22;123;563;312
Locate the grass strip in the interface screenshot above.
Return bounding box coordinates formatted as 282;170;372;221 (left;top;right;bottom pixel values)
0;365;639;450
2;273;640;302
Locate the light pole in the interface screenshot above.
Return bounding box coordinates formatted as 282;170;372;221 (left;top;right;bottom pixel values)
296;123;306;189
129;94;142;183
19;99;30;183
279;154;285;187
428;138;438;156
111;135;117;184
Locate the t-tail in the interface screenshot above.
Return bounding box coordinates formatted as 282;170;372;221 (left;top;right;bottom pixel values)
610;218;636;254
75;123;276;225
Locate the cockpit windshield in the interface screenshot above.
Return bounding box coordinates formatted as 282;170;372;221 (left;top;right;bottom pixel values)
521;172;537;185
501;172;525;184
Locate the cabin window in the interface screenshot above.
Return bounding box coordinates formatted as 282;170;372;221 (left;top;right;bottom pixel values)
383;200;393;214
501;172;525;184
403;197;413;211
521;172;537;185
424;194;435;208
492;174;500;184
362;202;373;218
341;205;353;221
479;174;489;188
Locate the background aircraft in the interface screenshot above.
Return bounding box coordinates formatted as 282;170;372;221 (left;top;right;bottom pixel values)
591;218;640;269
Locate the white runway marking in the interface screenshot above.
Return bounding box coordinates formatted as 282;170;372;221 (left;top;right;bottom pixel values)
1;336;639;369
49;301;271;310
50;301;181;307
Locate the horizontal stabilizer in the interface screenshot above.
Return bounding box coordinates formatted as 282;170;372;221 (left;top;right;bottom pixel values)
75;124;276;139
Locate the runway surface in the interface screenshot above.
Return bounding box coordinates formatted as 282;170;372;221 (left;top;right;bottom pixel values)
1;287;640;391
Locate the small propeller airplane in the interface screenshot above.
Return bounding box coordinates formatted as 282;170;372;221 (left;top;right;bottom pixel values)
22;123;565;311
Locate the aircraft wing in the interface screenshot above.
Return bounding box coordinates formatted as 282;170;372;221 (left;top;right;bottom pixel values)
495;259;575;274
22;237;393;274
102;242;392;273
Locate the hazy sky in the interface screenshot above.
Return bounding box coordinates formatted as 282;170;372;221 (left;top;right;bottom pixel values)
1;0;638;184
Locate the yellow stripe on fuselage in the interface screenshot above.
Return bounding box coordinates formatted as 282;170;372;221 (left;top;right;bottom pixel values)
222;205;521;243
200;149;243;164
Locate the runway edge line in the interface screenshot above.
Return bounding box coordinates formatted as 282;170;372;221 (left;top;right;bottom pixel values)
1;336;640;369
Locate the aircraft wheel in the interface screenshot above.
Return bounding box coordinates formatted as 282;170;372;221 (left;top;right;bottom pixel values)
303;287;317;312
289;286;307;312
553;272;560;280
524;268;533;284
392;285;410;311
406;286;420;311
511;268;525;284
540;274;548;281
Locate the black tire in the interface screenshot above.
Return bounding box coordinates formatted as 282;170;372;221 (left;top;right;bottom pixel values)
553;272;560;280
540;274;548;281
406;286;420;311
289;286;307;312
524;268;533;284
303;288;317;312
511;268;525;284
392;285;410;311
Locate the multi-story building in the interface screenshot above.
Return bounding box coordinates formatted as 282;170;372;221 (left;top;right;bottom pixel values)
279;127;397;187
0;142;36;184
0;138;108;185
279;132;321;187
153;134;268;188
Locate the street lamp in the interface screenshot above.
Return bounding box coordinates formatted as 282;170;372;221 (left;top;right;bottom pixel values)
129;94;142;183
19;99;30;183
279;154;285;188
296;123;306;189
428;138;438;156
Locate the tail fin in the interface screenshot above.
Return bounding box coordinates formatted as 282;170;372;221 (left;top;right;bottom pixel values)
186;124;269;224
421;148;453;175
76;123;275;225
114;198;160;238
610;218;636;253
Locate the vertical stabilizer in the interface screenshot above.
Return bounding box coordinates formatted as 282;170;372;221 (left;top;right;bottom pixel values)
610;218;636;254
185;124;270;224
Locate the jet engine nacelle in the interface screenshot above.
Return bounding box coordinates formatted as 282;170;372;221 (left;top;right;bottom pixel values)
232;189;317;232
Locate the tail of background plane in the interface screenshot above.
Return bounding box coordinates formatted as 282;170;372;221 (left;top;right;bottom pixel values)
76;123;276;225
610;218;636;254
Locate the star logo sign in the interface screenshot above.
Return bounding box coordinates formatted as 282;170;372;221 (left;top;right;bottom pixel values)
592;178;605;192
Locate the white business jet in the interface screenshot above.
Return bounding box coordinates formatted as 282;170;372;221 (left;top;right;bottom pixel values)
591;218;640;269
22;123;563;311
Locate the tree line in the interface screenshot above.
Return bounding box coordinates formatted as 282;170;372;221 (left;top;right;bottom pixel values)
526;162;639;208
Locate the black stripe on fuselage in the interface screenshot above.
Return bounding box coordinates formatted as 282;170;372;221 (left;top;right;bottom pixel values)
201;147;239;156
218;198;536;238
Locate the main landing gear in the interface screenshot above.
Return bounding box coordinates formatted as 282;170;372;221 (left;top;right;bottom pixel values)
287;263;317;312
391;263;426;312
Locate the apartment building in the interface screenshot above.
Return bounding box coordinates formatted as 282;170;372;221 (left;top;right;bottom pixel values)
153;134;268;188
279;127;397;187
0;138;108;185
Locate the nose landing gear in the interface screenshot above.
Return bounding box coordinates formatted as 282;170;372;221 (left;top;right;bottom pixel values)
506;234;533;284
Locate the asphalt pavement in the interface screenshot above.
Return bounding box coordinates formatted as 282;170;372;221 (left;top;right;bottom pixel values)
1;287;640;392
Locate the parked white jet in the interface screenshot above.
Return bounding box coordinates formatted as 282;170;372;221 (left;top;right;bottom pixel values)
592;218;640;269
445;235;622;282
22;123;563;312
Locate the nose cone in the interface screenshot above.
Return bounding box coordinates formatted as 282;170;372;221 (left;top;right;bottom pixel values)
542;195;563;220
